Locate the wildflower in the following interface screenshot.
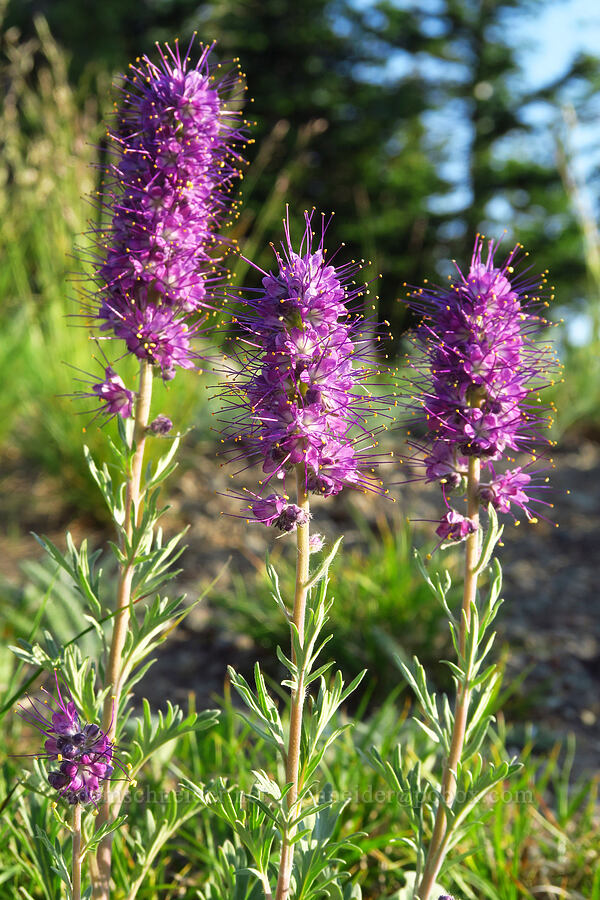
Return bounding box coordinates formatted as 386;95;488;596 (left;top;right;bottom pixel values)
405;235;556;530
220;209;391;516
19;675;117;806
479;466;532;516
435;509;476;543
309;533;325;553
251;493;309;532
92;366;135;418
89;38;247;380
148;414;174;435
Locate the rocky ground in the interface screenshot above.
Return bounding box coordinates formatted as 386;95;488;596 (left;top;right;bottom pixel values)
1;436;599;777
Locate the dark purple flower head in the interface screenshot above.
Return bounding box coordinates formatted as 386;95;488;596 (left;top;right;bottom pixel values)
251;493;309;532
92;366;134;419
435;509;476;543
86;38;248;379
220;208;392;520
424;442;467;491
404;235;557;533
18;674;117;806
148;414;173;435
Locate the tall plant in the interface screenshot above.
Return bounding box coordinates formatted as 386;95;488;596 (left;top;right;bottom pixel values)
371;236;558;898
13;36;249;900
187;209;393;899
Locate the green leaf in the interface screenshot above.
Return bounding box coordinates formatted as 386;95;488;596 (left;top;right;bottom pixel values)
128;698;219;778
33;827;71;890
389;871;446;900
473;504;504;575
83;445;125;524
304;536;343;592
143;435;180;493
396;656;445;747
34;533;103;618
126;788;207;900
81;816;127;859
228;664;285;753
265;551;290;620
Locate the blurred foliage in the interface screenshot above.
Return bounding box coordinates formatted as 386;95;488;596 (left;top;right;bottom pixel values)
547;104;600;438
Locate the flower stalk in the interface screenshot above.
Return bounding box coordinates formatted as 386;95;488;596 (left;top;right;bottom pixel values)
275;463;311;900
221;209;389;899
102;361;153;738
72;803;82;900
416;457;480;900
80;38;248;899
94;360;153;899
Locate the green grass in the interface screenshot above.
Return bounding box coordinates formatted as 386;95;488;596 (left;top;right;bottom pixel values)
546;337;600;440
1;540;597;900
2;676;597;899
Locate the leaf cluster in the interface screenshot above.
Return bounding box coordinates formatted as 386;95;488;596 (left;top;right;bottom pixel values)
371;507;521;887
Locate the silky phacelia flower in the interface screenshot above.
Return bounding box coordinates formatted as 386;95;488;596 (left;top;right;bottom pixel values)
148;414;173;435
18;676;117;806
435;509;476;543
92;366;135;418
309;533;325;553
404;235;557;533
251;493;309;532
219;209;392;518
479;466;531;515
87;38;247;380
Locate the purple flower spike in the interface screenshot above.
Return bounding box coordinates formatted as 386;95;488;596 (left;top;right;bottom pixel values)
92;366;134;418
404;235;557;526
86;38;248;379
18;675;119;806
221;208;393;519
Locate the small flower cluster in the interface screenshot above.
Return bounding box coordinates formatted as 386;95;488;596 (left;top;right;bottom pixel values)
19;678;116;806
220;210;391;528
250;493;310;532
86;37;247;412
91;366;135;419
405;235;556;536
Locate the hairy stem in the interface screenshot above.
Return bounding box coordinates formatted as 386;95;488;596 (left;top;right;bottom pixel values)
72;803;82;900
275;463;310;900
93;359;153;900
416;456;481;900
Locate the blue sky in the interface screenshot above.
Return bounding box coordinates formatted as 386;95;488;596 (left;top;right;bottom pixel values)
348;0;600;331
520;0;600;340
518;0;600;90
